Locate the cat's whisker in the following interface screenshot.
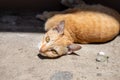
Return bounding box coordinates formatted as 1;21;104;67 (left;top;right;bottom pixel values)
37;42;41;50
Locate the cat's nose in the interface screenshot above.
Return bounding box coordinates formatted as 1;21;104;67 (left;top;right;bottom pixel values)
39;48;45;53
39;45;47;53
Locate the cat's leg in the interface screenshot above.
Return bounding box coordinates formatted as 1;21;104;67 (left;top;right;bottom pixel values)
36;11;62;21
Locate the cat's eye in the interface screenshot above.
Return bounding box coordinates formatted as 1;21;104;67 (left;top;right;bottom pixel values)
51;49;58;54
45;36;50;43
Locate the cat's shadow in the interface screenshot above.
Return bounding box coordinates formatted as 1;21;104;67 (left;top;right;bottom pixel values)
37;52;80;59
37;54;61;59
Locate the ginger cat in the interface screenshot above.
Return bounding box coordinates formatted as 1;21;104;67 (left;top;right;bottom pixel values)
39;4;120;58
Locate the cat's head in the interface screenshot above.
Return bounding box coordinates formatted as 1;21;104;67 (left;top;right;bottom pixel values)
39;21;81;58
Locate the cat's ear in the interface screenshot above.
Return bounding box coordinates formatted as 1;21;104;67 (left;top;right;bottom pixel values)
53;20;65;34
67;44;81;54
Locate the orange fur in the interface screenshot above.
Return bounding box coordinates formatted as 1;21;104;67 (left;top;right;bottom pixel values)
39;4;120;58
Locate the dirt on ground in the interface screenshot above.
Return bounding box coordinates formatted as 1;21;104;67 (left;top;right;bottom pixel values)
0;11;120;80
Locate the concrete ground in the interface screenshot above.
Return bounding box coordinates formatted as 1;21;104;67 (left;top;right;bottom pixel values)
0;11;120;80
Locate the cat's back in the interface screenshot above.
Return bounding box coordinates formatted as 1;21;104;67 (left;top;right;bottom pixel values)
45;4;120;30
72;4;120;43
45;4;120;43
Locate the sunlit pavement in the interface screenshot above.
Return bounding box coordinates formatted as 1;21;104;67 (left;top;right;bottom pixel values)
0;32;120;80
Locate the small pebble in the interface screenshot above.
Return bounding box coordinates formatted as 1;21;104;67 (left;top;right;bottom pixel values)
96;73;102;76
98;51;105;55
18;48;23;51
96;67;99;69
96;51;109;62
50;71;73;80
